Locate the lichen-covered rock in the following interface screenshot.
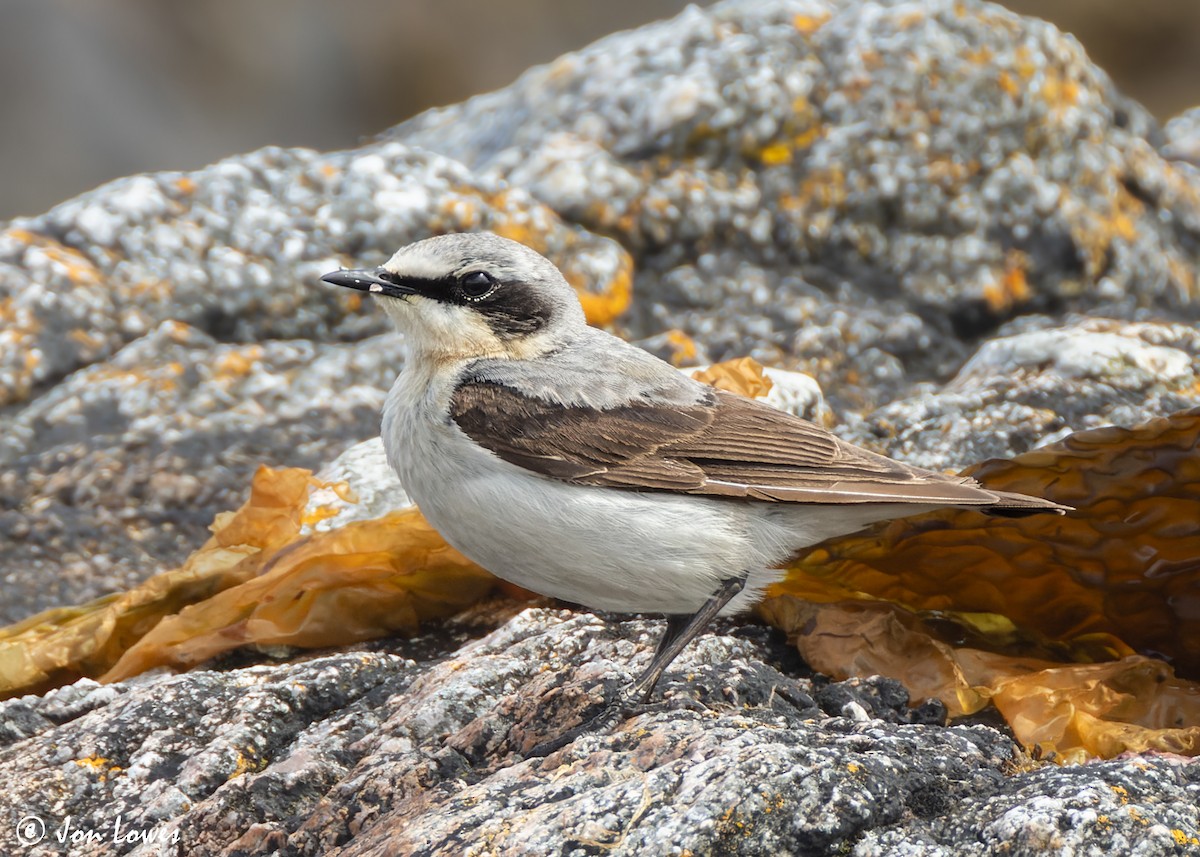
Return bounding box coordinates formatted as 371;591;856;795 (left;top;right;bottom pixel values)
391;0;1200;407
0;323;406;623
855;759;1200;856
1;609;1195;857
5;0;1198;617
0;144;629;408
840;317;1200;469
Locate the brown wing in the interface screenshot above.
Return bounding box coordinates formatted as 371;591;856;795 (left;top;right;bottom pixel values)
449;380;1064;511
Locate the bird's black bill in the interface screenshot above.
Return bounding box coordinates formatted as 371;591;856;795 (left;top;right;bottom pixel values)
321;267;417;299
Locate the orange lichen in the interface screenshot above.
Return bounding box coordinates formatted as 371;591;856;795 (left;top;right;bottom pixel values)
792;13;829;34
860;50;884;71
1041;72;1080;112
175;177;197;195
792;126;823;149
758;142;794;166
964;47;994;65
981;251;1032;312
5;227;44;247
1014;46;1036;81
1068;184;1146;281
1167;256;1199;302
571;251;634;327
1173;830;1200;847
24;235;101;285
661;329;699;367
927;158;971;187
997;70;1020;98
342;291;364;313
128;278;173;301
795;166;849;212
487;213;538;249
73;756;122;781
215;346;263;379
437;193;486;232
68;328;104;350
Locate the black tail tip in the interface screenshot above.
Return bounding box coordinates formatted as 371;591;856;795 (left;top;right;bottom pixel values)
984;493;1073;517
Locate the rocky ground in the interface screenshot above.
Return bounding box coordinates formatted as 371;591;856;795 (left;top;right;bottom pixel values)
4;610;1198;857
1;0;1199;854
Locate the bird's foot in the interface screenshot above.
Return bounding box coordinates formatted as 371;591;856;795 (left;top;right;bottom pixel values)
524;689;710;758
526;689;645;758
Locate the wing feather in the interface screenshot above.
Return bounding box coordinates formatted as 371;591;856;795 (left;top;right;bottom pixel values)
449;380;1065;513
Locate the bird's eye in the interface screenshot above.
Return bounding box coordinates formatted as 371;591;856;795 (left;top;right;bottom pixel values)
459;270;497;300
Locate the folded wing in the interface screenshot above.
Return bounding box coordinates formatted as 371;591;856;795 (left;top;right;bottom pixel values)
449;380;1067;514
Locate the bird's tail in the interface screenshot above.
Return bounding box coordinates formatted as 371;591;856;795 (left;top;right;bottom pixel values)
982;490;1072;517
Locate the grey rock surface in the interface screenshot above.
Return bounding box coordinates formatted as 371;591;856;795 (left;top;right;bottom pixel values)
0;142;626;408
0;324;402;623
3;0;1198;616
390;0;1200;408
1165;106;1200;166
1;609;1196;856
841;315;1200;469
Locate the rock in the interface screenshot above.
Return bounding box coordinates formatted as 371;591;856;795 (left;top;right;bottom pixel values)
855;756;1200;856
4;0;1196;612
1;609;1196;856
1165;106;1200;166
0;323;403;623
389;0;1200;408
304;438;412;535
0;143;628;409
840;316;1200;469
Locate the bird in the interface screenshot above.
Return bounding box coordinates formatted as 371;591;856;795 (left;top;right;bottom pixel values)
321;232;1068;753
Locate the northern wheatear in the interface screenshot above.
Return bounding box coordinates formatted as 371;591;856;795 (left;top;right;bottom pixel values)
322;233;1066;752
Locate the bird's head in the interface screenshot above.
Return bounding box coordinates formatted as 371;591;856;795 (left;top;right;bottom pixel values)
322;233;587;363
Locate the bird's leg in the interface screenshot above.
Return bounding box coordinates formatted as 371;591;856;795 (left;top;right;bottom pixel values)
526;576;746;757
627;576;746;703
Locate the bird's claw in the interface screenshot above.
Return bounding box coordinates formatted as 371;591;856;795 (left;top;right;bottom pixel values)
525;692;640;758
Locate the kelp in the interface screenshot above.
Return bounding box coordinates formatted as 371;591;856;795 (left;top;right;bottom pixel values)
1;468;496;697
761;407;1200;761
